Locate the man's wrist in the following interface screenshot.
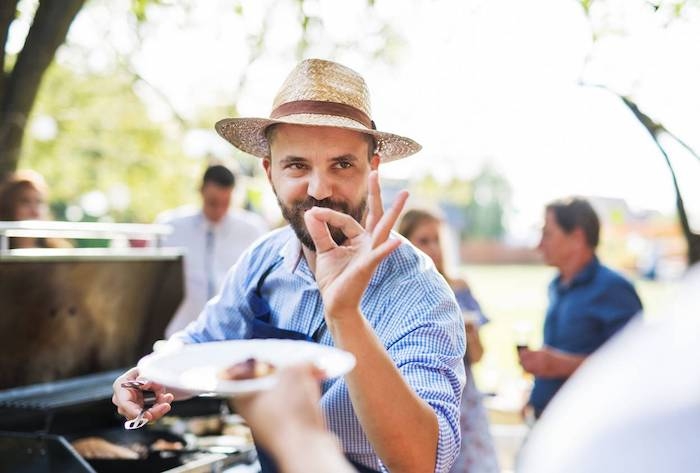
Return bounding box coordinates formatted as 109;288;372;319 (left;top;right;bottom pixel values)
325;309;367;336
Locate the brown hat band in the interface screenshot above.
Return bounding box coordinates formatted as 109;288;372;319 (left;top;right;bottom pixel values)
270;100;376;130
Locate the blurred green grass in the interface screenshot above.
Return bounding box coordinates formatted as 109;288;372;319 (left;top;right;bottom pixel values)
459;264;682;394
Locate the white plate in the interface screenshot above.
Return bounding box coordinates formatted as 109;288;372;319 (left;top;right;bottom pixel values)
137;339;356;396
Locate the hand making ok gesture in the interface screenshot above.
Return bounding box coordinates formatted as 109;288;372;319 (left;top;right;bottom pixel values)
303;170;409;320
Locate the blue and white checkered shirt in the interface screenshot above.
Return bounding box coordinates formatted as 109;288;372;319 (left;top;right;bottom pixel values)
175;226;466;472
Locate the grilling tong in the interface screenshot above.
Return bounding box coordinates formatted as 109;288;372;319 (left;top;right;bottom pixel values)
121;380;157;430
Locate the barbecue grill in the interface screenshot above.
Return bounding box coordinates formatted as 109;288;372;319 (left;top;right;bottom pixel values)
0;222;255;472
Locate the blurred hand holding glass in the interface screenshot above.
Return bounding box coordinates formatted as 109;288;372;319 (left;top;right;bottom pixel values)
513;320;533;353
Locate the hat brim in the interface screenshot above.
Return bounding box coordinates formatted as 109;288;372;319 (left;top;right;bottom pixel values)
215;114;421;163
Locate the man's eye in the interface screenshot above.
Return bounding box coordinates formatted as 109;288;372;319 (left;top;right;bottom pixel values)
286;163;306;170
336;161;352;169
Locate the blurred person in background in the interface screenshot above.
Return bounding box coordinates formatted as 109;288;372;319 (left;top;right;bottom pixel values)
517;263;700;473
399;208;499;473
519;197;642;419
156;164;268;337
0;169;70;249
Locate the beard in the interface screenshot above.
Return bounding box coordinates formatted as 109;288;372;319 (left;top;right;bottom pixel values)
276;194;367;252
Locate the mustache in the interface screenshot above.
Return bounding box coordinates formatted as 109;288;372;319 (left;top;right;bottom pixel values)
292;197;351;213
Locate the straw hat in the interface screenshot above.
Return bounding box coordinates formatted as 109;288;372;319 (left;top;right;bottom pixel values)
215;59;421;162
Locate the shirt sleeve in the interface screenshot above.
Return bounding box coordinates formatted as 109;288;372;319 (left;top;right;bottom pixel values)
374;274;466;473
594;278;643;344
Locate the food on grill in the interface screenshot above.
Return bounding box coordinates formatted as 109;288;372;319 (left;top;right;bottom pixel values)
219;358;276;380
151;438;184;451
72;436;184;459
186;415;224;436
71;437;140;460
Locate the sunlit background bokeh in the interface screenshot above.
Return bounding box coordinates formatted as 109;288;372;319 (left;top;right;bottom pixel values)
6;0;700;468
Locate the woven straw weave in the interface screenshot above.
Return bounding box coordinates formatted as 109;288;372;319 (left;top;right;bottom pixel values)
215;59;421;162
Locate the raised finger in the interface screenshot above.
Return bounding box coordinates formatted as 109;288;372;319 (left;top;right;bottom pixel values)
371;190;409;248
365;171;383;233
306;207;365;243
304;208;337;253
362;238;402;274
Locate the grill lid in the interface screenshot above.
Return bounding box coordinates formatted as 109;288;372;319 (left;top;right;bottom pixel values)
0;252;183;390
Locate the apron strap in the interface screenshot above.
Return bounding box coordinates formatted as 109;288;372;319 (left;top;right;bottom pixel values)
348;458;382;473
249;261;377;473
248;257;325;342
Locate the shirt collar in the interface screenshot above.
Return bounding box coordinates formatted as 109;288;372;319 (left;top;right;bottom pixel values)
195;211;207;228
279;231;303;273
277;228;316;283
197;210;231;231
556;255;600;291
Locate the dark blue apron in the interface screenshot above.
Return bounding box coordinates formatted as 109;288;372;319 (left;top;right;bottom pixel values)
247;259;379;473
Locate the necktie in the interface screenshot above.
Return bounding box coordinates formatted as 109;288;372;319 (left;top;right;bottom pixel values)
205;228;216;298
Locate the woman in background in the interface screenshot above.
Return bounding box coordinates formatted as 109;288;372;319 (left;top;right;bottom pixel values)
0;169;69;249
399;209;499;473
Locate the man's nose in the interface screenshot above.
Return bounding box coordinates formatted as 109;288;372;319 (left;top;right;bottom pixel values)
307;171;332;201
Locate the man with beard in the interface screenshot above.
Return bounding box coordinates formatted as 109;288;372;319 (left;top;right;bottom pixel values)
112;59;465;473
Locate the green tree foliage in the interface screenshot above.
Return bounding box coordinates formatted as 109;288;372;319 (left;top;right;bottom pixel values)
413;175;473;206
409;165;512;241
4;0;391;223
22;63;198;223
465;165;511;240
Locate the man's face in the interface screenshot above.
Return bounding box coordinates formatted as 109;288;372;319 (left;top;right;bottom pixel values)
201;183;233;223
408;219;444;273
14;185;45;220
263;124;379;251
538;210;578;269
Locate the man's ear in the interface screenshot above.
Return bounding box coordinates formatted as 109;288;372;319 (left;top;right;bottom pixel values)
370;154;380;171
572;227;588;249
262;157;273;183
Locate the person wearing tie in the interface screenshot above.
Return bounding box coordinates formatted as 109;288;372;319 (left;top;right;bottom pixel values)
156;164;268;337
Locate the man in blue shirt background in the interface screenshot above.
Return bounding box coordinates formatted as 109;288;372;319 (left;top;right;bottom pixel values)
519;197;642;419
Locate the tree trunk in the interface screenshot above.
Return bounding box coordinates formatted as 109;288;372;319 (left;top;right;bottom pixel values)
621;96;700;267
0;0;20;104
0;0;86;179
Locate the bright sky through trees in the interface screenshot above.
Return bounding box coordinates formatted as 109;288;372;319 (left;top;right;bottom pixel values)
11;0;700;235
